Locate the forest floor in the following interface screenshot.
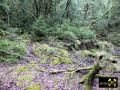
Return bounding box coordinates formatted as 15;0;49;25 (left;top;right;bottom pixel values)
0;40;120;90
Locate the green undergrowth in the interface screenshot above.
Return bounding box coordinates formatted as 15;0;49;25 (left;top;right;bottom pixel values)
33;43;72;65
108;32;120;46
0;39;27;63
15;61;37;74
81;40;114;58
31;18;95;42
55;25;95;42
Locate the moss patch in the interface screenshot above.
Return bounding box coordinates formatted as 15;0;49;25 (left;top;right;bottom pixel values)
27;83;41;90
81;50;95;57
15;66;29;74
17;75;34;82
33;43;72;65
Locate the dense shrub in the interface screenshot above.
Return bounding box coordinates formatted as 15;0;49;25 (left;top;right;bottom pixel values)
55;21;95;41
0;20;8;30
63;31;78;41
32;16;49;37
0;39;27;63
31;18;95;41
108;32;120;46
50;24;64;38
7;27;25;36
80;27;95;39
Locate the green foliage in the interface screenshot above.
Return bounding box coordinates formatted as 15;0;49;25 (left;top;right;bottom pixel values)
53;20;95;41
63;31;78;41
32;16;49;37
0;3;10;12
54;22;95;40
49;24;63;38
0;39;27;63
80;27;95;39
108;32;120;46
7;27;24;35
30;15;95;42
0;20;8;30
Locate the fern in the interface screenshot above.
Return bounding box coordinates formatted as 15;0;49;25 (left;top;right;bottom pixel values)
0;39;27;63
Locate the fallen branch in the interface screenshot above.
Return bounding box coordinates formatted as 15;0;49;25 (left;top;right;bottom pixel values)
79;63;101;90
49;67;93;74
95;74;112;78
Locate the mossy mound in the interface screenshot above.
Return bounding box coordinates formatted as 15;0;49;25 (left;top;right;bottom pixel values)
81;50;96;58
33;43;72;65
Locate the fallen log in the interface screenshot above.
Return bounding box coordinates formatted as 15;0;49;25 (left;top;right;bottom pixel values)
49;67;93;74
79;63;102;90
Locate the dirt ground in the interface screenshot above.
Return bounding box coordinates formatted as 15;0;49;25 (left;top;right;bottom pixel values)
0;42;120;90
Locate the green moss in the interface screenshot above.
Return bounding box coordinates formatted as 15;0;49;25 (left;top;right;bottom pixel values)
61;57;72;64
51;49;72;65
17;75;33;82
51;57;61;65
81;50;95;57
16;66;28;74
27;61;37;67
33;43;72;65
51;54;72;65
27;83;41;90
33;44;50;56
